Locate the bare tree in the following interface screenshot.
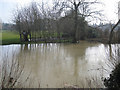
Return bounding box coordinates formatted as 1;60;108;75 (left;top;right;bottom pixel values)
13;7;30;42
13;0;103;43
108;20;120;44
13;2;42;42
0;19;2;30
53;0;103;42
108;2;120;44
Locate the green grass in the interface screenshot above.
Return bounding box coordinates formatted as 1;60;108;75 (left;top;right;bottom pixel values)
0;30;73;45
0;30;21;45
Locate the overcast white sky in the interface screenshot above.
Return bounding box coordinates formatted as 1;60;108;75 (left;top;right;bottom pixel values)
0;0;120;24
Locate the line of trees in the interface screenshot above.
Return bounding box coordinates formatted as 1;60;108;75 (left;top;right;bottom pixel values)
13;0;105;43
0;19;2;30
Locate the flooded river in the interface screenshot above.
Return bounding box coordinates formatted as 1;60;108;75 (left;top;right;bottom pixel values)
1;42;120;88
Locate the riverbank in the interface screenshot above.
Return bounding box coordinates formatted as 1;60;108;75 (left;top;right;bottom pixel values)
1;30;118;45
0;30;73;45
0;30;21;45
85;38;109;44
1;37;102;45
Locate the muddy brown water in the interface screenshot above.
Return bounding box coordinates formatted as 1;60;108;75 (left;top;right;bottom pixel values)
1;42;120;88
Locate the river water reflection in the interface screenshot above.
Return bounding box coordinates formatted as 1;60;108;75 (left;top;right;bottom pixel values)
1;42;120;88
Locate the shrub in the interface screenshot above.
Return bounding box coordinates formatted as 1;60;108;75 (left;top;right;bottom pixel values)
104;63;120;88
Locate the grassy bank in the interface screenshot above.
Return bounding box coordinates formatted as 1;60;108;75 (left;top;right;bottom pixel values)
0;30;21;45
0;30;73;45
1;30;109;45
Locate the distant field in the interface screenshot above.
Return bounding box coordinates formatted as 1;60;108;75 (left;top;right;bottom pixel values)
0;30;20;45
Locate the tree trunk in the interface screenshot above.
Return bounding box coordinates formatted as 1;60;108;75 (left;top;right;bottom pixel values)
73;8;78;43
73;2;80;43
23;34;28;42
19;33;22;41
109;20;120;44
29;33;31;42
22;31;28;42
